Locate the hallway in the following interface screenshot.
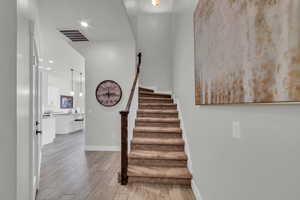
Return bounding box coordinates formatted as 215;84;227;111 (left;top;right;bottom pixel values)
37;131;195;200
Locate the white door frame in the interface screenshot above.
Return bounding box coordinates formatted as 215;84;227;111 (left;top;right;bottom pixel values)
17;19;41;200
31;22;43;198
30;20;43;200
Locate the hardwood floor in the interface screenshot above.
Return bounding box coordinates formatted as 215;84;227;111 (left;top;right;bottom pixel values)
37;131;195;200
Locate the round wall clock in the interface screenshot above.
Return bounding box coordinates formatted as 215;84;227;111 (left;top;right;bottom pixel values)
95;80;122;107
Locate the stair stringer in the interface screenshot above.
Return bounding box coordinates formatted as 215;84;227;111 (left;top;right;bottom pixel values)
172;97;193;173
173;96;203;200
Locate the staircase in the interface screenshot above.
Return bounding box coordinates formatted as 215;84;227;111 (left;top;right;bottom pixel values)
127;87;192;186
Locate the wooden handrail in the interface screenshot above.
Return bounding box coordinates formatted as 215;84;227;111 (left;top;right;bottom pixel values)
125;52;142;112
119;52;142;185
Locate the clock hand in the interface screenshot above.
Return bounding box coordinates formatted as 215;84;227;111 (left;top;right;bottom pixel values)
106;92;109;97
106;88;109;98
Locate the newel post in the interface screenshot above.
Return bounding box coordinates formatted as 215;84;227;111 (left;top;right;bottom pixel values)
120;110;129;185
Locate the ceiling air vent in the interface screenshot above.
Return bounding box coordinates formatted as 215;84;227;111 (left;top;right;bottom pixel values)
59;30;89;42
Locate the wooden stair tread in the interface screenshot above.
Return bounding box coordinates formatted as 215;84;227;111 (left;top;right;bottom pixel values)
138;109;178;114
140;97;172;100
125;85;192;185
134;127;182;133
128;165;192;179
136;117;180;123
139;92;170;96
139;87;154;93
132;138;184;145
139;92;171;98
139;103;177;110
139;103;176;106
129;150;187;160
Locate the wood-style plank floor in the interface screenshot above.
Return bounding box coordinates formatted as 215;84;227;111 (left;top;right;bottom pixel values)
37;131;196;200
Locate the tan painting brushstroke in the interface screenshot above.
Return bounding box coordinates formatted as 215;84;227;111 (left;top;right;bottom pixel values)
194;0;300;105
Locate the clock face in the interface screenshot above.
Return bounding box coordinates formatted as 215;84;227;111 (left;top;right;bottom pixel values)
95;80;122;107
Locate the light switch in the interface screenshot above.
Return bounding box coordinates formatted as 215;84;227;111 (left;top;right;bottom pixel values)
232;121;241;139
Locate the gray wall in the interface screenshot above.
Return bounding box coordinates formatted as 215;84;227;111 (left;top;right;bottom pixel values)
172;1;300;200
0;0;17;199
137;13;173;92
84;41;135;149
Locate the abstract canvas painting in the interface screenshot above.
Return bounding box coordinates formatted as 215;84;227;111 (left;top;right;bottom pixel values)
194;0;300;105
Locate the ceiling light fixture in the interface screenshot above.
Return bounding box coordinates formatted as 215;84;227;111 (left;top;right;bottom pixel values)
49;60;54;64
70;68;75;96
152;0;160;6
79;72;84;97
45;67;52;71
80;21;89;28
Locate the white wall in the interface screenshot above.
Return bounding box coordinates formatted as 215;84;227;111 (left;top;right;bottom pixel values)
38;3;85;114
0;1;17;199
38;0;136;150
17;16;32;200
123;0;174;91
137;13;173;92
172;1;300;200
84;41;136;150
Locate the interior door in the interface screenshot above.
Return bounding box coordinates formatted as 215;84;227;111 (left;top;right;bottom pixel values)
30;24;42;198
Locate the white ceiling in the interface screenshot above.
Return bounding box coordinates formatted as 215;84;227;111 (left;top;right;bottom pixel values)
38;0;135;75
39;0;134;42
172;0;198;13
123;0;174;15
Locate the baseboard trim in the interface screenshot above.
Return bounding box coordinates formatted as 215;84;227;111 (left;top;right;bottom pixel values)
192;180;203;200
174;98;193;172
85;145;120;152
174;97;203;200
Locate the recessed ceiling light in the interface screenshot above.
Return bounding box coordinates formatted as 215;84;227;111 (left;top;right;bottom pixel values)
152;0;160;6
45;67;52;71
49;60;54;64
80;21;89;28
